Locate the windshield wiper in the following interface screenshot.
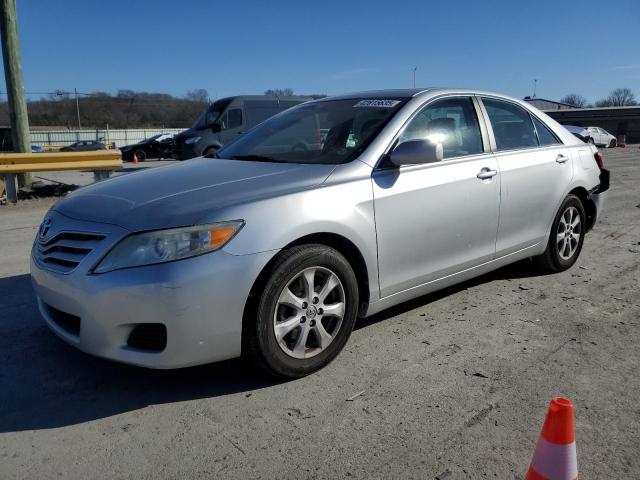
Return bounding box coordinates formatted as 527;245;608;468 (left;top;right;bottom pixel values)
228;154;287;163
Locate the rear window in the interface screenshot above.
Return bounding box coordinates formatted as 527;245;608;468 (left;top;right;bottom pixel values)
483;98;537;151
531;116;560;146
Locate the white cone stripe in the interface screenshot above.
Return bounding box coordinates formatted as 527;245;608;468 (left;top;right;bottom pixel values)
530;437;578;480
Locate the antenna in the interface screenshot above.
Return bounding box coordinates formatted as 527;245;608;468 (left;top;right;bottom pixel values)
533;78;538;98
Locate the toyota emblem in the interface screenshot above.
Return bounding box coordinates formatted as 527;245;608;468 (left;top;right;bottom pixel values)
39;218;52;239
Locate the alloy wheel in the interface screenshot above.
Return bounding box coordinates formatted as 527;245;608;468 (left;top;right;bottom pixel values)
556;206;581;260
273;266;346;359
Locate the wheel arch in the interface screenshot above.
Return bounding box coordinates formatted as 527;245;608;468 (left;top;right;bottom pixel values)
202;143;222;155
568;186;597;232
241;232;371;351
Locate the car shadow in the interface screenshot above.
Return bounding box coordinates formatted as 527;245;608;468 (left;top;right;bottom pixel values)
0;259;546;433
0;274;283;433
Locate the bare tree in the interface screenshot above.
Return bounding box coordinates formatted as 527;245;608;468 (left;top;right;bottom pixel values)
560;94;588;108
595;88;637;107
185;89;209;103
265;88;295;97
0;90;211;129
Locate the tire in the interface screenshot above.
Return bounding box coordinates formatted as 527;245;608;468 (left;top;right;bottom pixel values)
587;137;595;145
609;138;617;148
244;244;359;378
535;195;586;273
202;146;218;157
134;149;147;162
291;143;308;152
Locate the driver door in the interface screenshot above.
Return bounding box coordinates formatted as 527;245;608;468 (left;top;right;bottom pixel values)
219;107;245;144
372;96;500;297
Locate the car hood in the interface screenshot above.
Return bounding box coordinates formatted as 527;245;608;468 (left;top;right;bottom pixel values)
174;129;198;141
54;158;336;231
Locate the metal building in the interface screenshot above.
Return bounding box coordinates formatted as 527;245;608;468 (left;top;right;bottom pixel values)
524;98;640;143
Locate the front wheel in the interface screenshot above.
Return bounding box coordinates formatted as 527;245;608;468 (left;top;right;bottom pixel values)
134;149;147;162
202;146;218;157
244;244;359;378
535;195;586;273
609;138;617;148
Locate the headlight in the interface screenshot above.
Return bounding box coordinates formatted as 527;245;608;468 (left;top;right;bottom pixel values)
93;221;244;274
184;136;201;145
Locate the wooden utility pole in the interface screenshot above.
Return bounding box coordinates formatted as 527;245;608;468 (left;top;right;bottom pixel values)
1;0;32;202
74;87;81;129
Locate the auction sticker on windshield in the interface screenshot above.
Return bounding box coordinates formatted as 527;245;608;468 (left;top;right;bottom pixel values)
353;99;401;108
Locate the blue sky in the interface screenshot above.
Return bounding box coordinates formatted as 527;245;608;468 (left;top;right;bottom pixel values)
4;0;640;102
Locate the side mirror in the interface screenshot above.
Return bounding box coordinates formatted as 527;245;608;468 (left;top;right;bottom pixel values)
389;139;443;167
211;123;221;133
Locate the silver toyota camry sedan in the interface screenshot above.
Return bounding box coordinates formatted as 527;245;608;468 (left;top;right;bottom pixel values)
31;89;610;378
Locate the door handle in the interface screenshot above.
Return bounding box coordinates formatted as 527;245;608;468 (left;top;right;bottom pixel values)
477;168;498;180
556;154;570;164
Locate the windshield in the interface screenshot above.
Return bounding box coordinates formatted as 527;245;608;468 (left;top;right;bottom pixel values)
216;98;408;164
191;98;233;130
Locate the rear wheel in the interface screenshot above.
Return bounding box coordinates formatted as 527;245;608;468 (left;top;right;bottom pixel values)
244;244;359;378
535;195;586;272
609;138;617;148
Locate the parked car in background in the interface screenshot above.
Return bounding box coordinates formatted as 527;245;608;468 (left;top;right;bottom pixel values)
121;134;175;162
586;126;617;147
59;140;106;152
563;125;592;144
562;125;617;148
31;89;609;378
172;95;313;160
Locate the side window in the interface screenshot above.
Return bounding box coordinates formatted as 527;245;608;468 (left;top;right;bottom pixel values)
483;98;537;150
398;97;483;159
226;109;243;129
531;116;560;146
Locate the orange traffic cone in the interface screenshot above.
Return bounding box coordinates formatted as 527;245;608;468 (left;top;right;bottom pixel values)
525;397;578;480
133;152;139;164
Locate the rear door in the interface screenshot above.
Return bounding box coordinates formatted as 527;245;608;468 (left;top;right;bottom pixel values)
373;96;500;297
479;97;573;257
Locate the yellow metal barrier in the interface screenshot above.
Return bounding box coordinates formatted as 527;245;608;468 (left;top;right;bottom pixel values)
0;150;122;174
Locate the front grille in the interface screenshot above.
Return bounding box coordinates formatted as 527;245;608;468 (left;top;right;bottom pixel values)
35;232;106;273
45;303;81;336
127;324;167;352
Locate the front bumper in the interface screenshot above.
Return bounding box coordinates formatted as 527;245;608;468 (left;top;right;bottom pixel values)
30;212;274;369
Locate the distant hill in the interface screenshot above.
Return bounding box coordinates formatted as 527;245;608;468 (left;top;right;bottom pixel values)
0;91;208;129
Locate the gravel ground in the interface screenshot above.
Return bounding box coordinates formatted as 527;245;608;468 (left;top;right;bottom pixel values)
0;148;638;479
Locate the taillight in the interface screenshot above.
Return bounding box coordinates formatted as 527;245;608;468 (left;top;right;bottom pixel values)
594;151;604;170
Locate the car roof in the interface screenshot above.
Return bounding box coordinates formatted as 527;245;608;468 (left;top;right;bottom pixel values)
324;89;432;100
318;88;525;103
